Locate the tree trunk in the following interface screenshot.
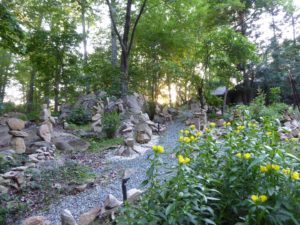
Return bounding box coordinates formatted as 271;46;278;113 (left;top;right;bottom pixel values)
120;53;129;97
81;0;90;94
54;68;60;113
0;73;8;112
106;0;147;97
111;0;117;66
167;75;172;107
292;14;296;45
26;69;36;113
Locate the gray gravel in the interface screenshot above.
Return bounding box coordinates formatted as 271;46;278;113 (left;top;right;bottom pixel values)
18;119;185;225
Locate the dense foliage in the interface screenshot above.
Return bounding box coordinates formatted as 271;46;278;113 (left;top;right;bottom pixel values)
0;0;299;110
117;113;300;224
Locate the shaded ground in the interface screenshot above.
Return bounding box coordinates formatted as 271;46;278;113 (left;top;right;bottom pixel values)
13;117;185;225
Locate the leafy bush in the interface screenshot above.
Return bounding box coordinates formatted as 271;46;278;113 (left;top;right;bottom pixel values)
268;87;281;104
236;89;288;120
117;114;300;224
66;108;90;125
103;112;120;138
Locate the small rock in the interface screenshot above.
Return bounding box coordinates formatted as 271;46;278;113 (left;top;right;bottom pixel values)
124;138;134;147
6;118;25;130
74;184;87;192
61;209;77;225
25;162;36;168
127;188;143;200
3;171;19;179
21;215;51;225
104;194;122;210
37;155;45;160
11;166;28;171
0;185;9;194
8;130;28;137
53;183;62;190
28;154;39;163
78;207;101;225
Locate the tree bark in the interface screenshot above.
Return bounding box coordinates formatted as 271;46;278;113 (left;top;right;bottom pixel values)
80;0;90;94
106;0;148;97
26;69;36;113
111;0;117;66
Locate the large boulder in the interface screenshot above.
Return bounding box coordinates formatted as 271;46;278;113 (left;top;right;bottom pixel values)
73;91;107;115
52;132;90;152
21;216;51;225
37;123;53;142
124;94;145;114
135;123;152;144
0;125;11;148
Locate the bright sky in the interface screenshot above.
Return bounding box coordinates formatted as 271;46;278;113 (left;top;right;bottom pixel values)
5;1;300;104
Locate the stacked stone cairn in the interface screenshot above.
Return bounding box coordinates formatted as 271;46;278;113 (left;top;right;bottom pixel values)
7;118;27;154
91;100;104;133
37;104;55;142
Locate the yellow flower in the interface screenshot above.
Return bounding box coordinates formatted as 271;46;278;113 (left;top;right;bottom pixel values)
251;195;259;203
184;129;190;135
190;136;195;141
223;121;227;126
178;155;190;164
243;153;252;160
226;122;231;126
266;131;272;136
235;153;242;158
205;127;210;133
190;124;196;130
152;145;164;154
185;157;191;163
210;122;216;128
180;129;184;133
179;136;184;142
195;131;202;137
291;138;298;142
157;145;164;153
237;125;245;130
235;130;240;134
249;122;257;128
259;195;268;203
271;164;280;171
291;171;300;180
282;168;291;175
260;165;268;173
152;145;158;152
184;137;191;143
266;164;272;170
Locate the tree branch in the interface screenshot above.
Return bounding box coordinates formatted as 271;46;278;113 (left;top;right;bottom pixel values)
127;0;148;56
105;0;126;52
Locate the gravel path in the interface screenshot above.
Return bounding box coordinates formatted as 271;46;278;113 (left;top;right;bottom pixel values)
20;118;185;225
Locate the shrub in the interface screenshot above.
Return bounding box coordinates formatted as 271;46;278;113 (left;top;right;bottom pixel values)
235;89;289;120
66;108;90;125
117;114;300;224
103;112;120;138
145;101;156;120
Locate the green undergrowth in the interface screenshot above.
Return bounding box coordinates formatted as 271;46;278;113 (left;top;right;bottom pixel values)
68;123;91;131
0;161;96;224
88;137;124;152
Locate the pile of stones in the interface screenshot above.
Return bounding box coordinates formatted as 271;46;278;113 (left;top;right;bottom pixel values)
7;118;28;154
